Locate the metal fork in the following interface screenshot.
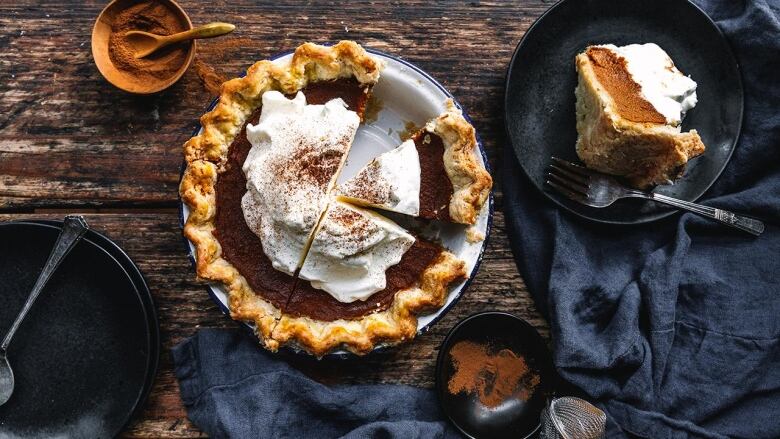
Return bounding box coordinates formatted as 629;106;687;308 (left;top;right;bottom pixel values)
545;157;765;236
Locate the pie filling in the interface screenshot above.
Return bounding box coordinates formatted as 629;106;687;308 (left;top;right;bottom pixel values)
413;130;454;221
214;107;297;310
584;44;698;126
214;78;450;321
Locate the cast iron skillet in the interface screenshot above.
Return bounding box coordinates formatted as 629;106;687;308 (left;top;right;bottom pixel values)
0;221;158;438
504;0;743;224
435;312;555;438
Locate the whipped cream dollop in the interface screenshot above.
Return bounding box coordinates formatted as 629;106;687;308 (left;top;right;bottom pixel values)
599;43;698;126
337;139;421;216
241;91;359;275
299;201;415;303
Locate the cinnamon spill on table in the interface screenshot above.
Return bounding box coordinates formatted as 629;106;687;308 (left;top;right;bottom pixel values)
192;37;254;96
447;340;540;408
193;59;225;96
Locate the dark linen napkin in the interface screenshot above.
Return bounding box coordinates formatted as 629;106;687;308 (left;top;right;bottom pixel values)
503;1;780;438
172;328;460;439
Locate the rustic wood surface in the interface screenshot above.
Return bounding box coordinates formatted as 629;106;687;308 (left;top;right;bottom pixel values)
0;1;554;437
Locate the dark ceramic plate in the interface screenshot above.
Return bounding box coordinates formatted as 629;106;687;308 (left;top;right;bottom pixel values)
505;0;743;224
435;312;555;439
0;221;158;438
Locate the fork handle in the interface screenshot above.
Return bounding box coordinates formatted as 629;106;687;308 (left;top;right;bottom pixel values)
648;193;765;236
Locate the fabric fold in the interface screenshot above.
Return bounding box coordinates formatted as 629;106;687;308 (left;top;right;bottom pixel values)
172;329;460;439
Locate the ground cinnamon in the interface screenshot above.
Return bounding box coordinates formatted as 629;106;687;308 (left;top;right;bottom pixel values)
447;340;540;408
192;37;253;96
108;1;189;85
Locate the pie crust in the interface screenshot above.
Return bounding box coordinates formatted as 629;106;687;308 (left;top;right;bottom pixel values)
415;101;492;225
180;41;471;355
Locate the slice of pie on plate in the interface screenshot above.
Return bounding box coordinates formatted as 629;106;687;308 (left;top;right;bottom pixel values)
574;43;706;188
337;101;492;225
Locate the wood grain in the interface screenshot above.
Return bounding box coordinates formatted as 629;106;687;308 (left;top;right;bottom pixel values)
0;1;553;437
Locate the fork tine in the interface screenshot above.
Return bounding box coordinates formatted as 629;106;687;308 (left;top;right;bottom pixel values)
547;170;588;195
546;178;588;204
551;156;592;177
549;163;589;186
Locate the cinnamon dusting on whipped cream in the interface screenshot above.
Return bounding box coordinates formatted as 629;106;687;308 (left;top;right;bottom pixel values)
241;91;358;275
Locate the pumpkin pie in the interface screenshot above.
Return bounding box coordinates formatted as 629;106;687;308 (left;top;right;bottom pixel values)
180;41;488;356
574;43;706;188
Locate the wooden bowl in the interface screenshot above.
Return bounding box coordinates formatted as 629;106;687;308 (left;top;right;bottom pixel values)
91;0;195;94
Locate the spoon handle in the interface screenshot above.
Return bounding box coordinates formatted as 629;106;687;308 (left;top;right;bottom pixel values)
0;216;89;352
167;22;236;45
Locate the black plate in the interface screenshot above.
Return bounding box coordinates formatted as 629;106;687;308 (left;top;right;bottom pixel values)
0;221;158;438
504;0;743;224
435;312;555;439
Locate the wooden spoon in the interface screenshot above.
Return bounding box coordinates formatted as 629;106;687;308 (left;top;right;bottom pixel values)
126;22;235;59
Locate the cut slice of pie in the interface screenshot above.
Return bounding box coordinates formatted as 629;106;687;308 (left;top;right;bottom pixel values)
574;43;706;188
298;201;416;303
180;41;382;351
337;101;492;225
336;139;421;216
273;203;467;356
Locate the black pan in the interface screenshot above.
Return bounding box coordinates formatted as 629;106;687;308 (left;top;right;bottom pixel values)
0;221;158;438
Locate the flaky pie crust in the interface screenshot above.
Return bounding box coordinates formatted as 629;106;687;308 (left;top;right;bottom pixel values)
273;250;466;357
424;101;492;225
180;41;469;356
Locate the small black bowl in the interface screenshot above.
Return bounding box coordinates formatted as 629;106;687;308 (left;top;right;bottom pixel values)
435;312;555;439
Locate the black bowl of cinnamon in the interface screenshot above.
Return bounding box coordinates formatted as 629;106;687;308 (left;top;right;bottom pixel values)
435;312;555;439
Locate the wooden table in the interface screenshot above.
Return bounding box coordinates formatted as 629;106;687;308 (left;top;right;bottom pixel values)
0;1;552;436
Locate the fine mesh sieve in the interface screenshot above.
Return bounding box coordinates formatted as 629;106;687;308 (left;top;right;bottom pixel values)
539;397;606;439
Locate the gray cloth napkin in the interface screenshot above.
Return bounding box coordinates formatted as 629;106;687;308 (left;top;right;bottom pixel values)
172;328;461;439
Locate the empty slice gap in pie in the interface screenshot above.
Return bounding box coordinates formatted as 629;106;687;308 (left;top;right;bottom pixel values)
337;101;493;225
574;43;706;188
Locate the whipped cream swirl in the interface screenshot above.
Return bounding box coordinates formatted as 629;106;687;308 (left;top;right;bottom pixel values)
241;91;359;275
299;201;415;303
338;139;421;216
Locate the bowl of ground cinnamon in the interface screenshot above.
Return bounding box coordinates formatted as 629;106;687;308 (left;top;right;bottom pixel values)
92;0;195;94
436;312;555;439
